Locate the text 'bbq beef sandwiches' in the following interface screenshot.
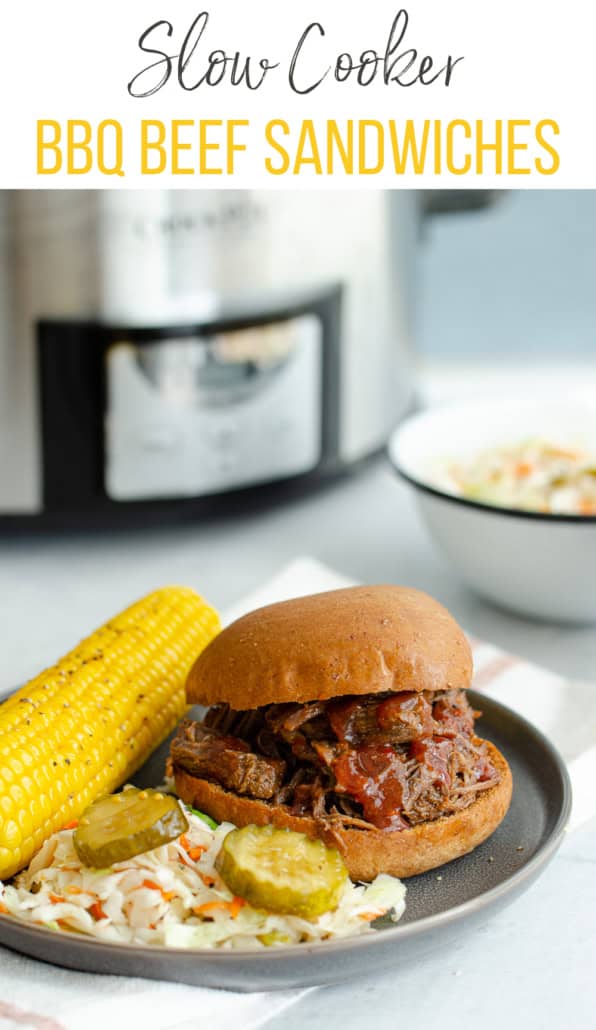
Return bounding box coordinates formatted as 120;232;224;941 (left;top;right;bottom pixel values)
170;587;512;881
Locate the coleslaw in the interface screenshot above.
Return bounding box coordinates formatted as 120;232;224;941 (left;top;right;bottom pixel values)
439;439;596;515
0;802;406;949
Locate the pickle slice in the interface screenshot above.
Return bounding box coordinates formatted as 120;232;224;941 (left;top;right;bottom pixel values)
73;787;189;868
215;824;349;919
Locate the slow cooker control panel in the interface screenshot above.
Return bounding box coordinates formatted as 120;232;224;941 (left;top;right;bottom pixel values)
104;314;322;501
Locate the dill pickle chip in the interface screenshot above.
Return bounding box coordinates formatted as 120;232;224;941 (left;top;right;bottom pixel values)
215;824;349;919
73;787;188;868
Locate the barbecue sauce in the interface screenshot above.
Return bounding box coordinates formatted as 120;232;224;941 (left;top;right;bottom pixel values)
376;692;433;737
328;691;433;744
332;744;409;830
409;738;452;791
209;733;251;754
327;698;364;743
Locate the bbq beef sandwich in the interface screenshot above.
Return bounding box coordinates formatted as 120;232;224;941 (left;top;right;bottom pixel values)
170;587;512;880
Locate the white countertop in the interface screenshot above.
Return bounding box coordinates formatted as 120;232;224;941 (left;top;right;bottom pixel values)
4;444;596;692
1;374;595;1027
274;818;595;1030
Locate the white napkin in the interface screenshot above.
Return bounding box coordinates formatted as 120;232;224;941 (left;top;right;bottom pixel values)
0;557;589;1030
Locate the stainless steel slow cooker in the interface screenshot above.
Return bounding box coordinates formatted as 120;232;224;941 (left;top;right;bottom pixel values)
0;190;486;528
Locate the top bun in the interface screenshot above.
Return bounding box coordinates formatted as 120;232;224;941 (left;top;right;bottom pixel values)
186;585;472;710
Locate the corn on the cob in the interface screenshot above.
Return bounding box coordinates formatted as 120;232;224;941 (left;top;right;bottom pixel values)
0;586;220;879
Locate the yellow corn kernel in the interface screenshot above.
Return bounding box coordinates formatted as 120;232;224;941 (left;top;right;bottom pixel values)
0;586;220;879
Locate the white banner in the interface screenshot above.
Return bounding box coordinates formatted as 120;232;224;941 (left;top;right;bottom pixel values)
2;0;592;187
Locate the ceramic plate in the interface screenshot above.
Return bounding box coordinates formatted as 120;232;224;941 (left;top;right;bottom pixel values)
0;693;571;992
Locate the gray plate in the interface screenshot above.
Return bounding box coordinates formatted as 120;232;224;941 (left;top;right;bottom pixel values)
0;692;571;992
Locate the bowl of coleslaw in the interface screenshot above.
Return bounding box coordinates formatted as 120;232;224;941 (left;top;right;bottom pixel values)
389;396;596;622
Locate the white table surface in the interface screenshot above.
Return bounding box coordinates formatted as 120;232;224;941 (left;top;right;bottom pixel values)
1;372;595;1028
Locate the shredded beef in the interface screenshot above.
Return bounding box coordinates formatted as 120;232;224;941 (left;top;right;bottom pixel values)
170;720;285;800
171;689;499;832
432;689;477;738
327;691;434;745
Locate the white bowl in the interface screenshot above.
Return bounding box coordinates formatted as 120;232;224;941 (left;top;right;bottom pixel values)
389;397;596;623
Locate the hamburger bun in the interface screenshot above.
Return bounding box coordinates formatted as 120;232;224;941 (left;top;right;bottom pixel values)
186;585;473;710
174;740;512;881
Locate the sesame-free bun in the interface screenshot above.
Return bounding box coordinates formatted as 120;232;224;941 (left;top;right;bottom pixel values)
174;740;512;881
186;586;473;710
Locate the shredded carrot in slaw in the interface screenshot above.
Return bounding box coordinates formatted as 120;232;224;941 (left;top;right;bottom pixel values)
138;878;177;901
179;835;206;862
90;900;107;921
187;846;206;861
193;897;246;920
229;896;246;919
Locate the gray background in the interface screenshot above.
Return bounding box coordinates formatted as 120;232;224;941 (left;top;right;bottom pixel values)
419;191;596;359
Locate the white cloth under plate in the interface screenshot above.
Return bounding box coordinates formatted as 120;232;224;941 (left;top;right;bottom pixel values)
0;557;591;1030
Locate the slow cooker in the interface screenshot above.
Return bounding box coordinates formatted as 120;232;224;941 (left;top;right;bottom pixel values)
0;189;489;528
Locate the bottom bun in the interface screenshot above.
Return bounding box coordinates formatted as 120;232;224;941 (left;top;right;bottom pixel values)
174;739;512;881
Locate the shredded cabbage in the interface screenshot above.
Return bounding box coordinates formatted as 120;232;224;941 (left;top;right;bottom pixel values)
432;438;596;515
0;803;406;950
